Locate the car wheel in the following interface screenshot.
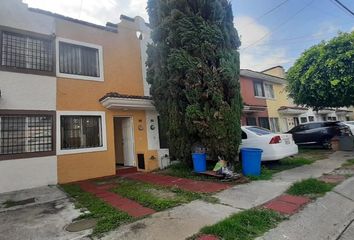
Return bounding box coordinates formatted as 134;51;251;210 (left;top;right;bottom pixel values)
322;138;332;149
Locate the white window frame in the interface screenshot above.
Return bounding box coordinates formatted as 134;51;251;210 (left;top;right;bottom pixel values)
56;37;104;82
254;81;276;100
57;111;107;155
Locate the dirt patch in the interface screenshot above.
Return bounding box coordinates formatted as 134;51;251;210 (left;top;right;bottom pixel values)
145;188;177;199
3;198;35;208
130;222;147;233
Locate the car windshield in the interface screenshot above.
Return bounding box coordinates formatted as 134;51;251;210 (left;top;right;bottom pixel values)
246;126;272;135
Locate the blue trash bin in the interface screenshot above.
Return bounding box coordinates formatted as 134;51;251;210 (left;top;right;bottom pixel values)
241;148;263;176
192;153;206;173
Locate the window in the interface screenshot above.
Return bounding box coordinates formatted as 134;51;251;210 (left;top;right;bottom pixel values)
0;113;54;159
300;117;308;123
264;83;275;98
1;31;53;72
57;38;103;80
269;118;280;132
246;117;257;126
308;116;315;122
254;81;264;97
60;116;102;150
246;126;272;135
253;81;274;99
258;117;270;130
328;116;337;121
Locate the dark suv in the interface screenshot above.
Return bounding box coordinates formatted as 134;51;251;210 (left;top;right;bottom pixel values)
287;121;352;148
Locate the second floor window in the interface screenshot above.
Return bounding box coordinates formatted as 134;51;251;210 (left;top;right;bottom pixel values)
1;31;53;72
59;41;100;78
253;81;274;98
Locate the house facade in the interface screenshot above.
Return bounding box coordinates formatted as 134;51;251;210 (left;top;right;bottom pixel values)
240;66;352;133
0;0;168;193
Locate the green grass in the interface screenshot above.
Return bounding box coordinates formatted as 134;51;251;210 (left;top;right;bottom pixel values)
286;178;335;197
342;158;354;167
61;184;132;236
112;179;216;211
200;209;283;240
297;148;332;161
249;157;314;181
159;162;216;181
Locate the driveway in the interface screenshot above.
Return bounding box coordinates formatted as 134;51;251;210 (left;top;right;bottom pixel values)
0;186;91;240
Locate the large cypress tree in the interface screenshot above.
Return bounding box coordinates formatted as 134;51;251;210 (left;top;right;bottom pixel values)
146;0;242;165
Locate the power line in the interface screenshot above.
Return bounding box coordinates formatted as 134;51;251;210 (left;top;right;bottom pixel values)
333;0;354;16
240;0;315;52
238;0;291;28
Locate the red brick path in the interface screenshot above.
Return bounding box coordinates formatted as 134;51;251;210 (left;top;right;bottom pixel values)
120;172;230;193
78;181;155;218
319;174;346;184
263;194;311;215
197;234;220;240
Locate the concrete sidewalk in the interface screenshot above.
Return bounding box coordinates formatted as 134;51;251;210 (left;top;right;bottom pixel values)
0;186;91;240
258;177;354;240
100;151;354;240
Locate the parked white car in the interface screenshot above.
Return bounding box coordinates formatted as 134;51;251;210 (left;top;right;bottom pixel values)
343;121;354;135
241;126;298;161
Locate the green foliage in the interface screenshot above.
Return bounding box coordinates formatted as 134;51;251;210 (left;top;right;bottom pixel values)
286;178;335;196
112;179;204;211
146;0;242;164
61;184;132;236
342;158;354;167
287;32;354;109
200;209;283;240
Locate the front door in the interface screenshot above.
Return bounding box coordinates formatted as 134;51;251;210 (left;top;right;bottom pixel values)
114;117;135;167
121;117;135;166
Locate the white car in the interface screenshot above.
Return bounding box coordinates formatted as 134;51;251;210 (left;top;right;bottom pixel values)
343;121;354;135
241;126;298;161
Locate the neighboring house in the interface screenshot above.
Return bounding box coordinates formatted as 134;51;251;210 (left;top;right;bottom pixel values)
242;66;352;133
0;0;168;193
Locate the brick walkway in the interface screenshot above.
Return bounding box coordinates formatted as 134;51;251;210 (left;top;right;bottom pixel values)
263;194;311;215
120;172;231;193
78;181;155;218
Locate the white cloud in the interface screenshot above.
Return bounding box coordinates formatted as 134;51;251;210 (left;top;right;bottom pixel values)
23;0;148;25
234;16;291;71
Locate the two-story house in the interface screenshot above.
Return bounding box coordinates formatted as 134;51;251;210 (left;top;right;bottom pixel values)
0;0;168;193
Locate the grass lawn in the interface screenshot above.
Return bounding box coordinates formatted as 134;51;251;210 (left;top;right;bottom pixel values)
342;158;354;167
248;156;314;181
61;184;132;236
198;209;283;240
286;178;335;197
112;179;218;211
161;148;331;182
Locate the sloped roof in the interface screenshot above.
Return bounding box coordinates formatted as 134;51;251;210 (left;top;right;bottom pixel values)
240;69;286;84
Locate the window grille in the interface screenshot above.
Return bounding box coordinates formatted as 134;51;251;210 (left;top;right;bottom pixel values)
61;116;102;150
1;31;53;72
0;115;54;155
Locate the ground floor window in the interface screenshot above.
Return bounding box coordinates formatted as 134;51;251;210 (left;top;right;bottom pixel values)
269;118;280;132
246;117;257;126
328;116;337;121
258;117;270;130
308;116;315;122
0;112;55;158
60;115;102;150
300;117;308;123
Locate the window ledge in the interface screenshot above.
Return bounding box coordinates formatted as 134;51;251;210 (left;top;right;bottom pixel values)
57;146;107;155
255;96;276;100
57;72;104;82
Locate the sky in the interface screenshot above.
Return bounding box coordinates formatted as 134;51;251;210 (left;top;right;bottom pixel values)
23;0;354;71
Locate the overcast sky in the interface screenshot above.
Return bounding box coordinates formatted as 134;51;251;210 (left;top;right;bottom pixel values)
24;0;354;71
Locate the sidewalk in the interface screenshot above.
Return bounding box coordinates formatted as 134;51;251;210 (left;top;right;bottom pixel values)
258;176;354;240
100;151;354;240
